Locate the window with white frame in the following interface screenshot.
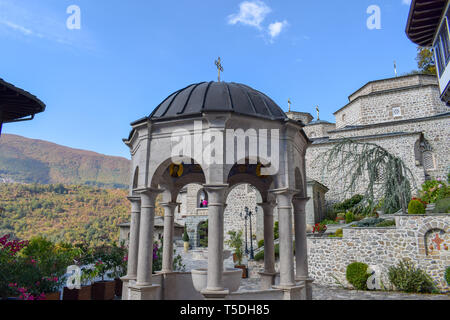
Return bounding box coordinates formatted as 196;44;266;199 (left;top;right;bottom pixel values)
434;15;450;76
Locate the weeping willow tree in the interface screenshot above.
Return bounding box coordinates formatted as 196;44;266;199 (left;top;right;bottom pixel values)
320;139;416;214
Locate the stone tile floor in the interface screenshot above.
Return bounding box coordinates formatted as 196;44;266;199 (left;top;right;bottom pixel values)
175;246;450;300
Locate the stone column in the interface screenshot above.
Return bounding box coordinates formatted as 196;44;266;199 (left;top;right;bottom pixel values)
201;184;229;299
121;196;141;300
292;195;314;300
161;202;178;273
258;202;277;289
129;188;162;300
270;188;296;287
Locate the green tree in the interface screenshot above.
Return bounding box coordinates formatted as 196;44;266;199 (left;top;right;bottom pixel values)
416;47;436;75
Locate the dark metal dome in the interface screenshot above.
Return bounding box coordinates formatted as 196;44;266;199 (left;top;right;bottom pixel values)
148;81;287;122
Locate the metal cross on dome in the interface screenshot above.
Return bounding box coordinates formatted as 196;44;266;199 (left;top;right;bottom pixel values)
215;57;224;82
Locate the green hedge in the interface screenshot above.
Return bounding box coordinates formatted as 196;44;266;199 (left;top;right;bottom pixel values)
346;262;369;290
434;198;450;214
408;200;425;215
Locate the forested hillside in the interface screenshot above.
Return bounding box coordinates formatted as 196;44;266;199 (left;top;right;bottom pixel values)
0;134;130;188
0;184;162;247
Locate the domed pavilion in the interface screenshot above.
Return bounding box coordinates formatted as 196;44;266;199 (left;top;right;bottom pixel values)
121;81;313;300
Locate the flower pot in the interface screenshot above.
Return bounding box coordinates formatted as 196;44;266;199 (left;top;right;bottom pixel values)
114;278;123;297
63;285;92;300
184;241;190;252
191;268;242;293
234;265;248;279
44;291;60;300
91;281;115;300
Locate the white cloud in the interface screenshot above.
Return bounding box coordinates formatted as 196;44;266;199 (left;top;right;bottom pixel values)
0;0;94;51
268;20;288;40
402;0;412;5
228;1;272;29
0;20;33;36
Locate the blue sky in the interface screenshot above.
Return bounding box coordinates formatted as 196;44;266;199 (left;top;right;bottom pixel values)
0;0;418;159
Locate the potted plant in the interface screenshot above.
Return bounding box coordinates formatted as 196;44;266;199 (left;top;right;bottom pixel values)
107;242;128;298
183;224;190;253
312;223;327;236
91;255;116;300
226;230;247;279
63;244;95;300
40;276;63;300
335;216;345;225
63;267;97;300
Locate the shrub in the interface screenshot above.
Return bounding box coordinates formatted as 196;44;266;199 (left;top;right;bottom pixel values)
346;262;369;290
375;220;396;227
226;230;244;266
274;221;279;240
320;219;338;225
326;208;337;221
354;218;384;228
182;224;189;242
388;260;435;293
408;199;426;215
420;179;449;204
433;198;450;214
333;195;364;213
345;211;355;224
257;239;264;248
254;243;281;262
445;267;450;286
312;223;327;233
328;229;343;238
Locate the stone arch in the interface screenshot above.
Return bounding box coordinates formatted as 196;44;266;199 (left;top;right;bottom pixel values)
150;157;206;197
223;181;266;250
197;188;208;208
225;154;277;185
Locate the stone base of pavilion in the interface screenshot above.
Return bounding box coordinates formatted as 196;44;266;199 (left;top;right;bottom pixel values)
122;272;313;300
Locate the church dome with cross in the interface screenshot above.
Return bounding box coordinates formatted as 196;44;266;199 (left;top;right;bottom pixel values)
145;81;288;122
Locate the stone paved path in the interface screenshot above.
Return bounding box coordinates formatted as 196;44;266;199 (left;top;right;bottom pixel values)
175;246;450;300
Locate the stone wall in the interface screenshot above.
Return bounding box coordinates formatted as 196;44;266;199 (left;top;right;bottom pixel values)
249;215;449;293
327;115;450;182
306;215;450;292
348;74;438;102
303;122;336;139
336;75;448;129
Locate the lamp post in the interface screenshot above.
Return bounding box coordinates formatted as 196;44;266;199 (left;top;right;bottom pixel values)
244;207;255;260
240;211;249;255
